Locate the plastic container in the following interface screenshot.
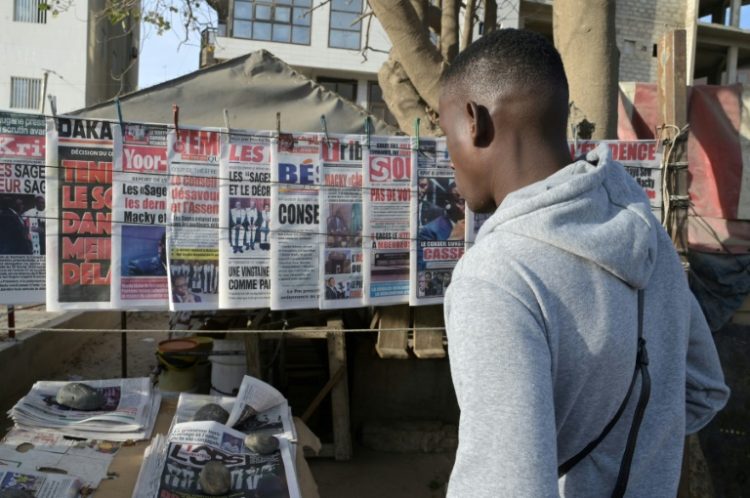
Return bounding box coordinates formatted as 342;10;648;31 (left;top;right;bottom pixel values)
191;336;214;394
209;339;247;396
157;338;199;393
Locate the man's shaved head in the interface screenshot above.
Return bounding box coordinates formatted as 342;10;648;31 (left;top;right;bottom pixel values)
442;29;569;134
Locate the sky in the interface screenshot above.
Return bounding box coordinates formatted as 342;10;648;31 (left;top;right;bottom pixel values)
138;3;750;91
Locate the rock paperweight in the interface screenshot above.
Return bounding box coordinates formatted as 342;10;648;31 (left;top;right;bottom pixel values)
55;382;106;411
244;433;279;454
199;461;231;496
193;403;229;424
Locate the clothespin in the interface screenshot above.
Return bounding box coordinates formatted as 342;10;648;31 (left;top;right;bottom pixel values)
223;108;230;131
172;104;180;136
114;97;124;138
364;116;371;149
320;114;330;146
414;117;421;151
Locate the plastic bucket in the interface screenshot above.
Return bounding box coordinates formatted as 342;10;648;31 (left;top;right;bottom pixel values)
209;339;247;396
157;338;199;393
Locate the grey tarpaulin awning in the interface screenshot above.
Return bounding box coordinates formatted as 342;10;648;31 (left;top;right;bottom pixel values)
71;50;399;135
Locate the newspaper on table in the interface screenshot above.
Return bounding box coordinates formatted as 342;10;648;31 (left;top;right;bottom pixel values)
166;127;224;311
410;137;465;306
363;136;412;305
111;123;170;309
45;117;115;310
319;134;366;309
270;133;322;310
571;140;662;216
0;111;47;305
219;130;272;309
133;376;300;498
0;467;81;498
8;377;161;442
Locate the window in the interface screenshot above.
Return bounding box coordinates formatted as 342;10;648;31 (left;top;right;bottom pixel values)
233;0;312;45
329;0;362;50
13;0;47;23
319;78;357;102
368;81;397;127
10;77;42;110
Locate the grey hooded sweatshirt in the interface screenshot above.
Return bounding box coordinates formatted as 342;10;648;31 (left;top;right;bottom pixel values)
444;146;729;497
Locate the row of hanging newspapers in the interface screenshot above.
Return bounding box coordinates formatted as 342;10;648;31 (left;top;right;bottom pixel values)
0;112;662;310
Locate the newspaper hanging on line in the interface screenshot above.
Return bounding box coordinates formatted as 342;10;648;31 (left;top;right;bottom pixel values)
410;137;465;306
269;133;322;310
0;111;46;305
0;468;81;498
111;123;169;309
219;130;272;309
571;140;663;218
319;135;365;309
363;136;412;305
166;127;224;311
45;117;115;310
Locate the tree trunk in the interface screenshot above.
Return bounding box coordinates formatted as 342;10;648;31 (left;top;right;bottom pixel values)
441;0;460;62
553;0;619;139
378;56;441;136
484;0;497;33
369;0;444;111
461;0;476;51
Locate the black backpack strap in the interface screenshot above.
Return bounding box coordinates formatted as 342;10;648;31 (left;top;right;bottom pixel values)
558;289;651;498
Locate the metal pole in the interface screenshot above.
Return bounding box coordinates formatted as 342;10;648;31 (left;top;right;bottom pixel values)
7;305;15;340
121;311;127;378
40;71;49;114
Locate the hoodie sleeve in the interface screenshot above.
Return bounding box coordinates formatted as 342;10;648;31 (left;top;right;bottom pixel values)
685;293;730;434
445;276;559;498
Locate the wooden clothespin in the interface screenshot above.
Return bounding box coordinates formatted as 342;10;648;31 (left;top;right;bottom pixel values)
277;111;294;152
115;97;124;138
320;114;330;146
172;104;180;136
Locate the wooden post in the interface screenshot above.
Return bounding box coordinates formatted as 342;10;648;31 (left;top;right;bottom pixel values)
326;318;352;460
375;305;410;359
244;309;268;379
657;29;689;264
413;305;445;359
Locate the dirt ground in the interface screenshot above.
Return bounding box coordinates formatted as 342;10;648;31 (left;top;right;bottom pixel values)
17;310;455;498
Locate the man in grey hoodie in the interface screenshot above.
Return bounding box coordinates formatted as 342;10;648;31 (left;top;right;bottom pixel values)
439;29;729;497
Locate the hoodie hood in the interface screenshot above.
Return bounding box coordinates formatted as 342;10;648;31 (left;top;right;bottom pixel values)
476;144;658;289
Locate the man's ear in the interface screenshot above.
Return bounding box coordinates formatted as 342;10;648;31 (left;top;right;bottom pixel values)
467;101;493;147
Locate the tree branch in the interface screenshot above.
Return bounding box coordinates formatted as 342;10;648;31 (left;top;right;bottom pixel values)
441;0;459;62
461;0;476;51
484;0;496;33
378;56;441;136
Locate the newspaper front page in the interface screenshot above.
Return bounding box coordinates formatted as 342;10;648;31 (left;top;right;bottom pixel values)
0;468;81;498
319;135;365;309
270;133;322;310
219;130;272;309
166;127;224;311
112;123;169;309
0;111;46;304
363;136;412;305
410;137;464;306
45;117;114;310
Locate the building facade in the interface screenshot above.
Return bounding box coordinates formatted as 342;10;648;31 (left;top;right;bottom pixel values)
0;0;138;115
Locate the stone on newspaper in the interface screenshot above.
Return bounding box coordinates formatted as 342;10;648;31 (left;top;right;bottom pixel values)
55;382;106;411
244;433;279;454
193;403;229;424
0;489;35;498
199;461;231;496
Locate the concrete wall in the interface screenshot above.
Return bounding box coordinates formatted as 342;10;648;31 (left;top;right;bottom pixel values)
0;2;89;114
0;311;120;427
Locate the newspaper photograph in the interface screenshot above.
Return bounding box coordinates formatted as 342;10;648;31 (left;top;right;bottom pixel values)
0;468;81;498
571;140;662;214
112;123;169;309
0;111;46;305
225;376;289;430
166;127;224;311
319;134;365;309
219;130;272;309
410;137;465;306
363;136;412;305
151;421;301;498
45;117;114;310
270;133;322;310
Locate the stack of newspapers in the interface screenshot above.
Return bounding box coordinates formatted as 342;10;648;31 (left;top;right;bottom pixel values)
7;378;161;442
133;375;302;498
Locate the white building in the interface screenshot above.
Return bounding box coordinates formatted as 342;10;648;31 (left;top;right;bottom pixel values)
0;0;138;115
206;0;395;125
